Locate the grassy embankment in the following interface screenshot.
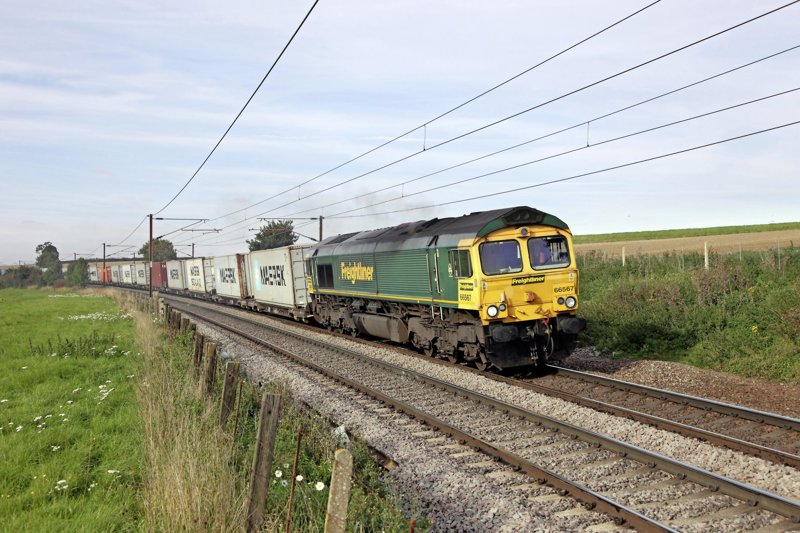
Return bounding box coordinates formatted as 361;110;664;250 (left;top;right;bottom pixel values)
573;221;800;244
0;288;424;531
131;291;423;532
0;288;142;530
578;246;800;382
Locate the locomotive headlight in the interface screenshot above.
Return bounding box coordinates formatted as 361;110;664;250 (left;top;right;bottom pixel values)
565;296;577;309
557;297;565;305
498;303;507;312
486;305;499;318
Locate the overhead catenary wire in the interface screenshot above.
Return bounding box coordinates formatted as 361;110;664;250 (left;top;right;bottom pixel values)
279;44;800;220
201;0;665;224
329;120;800;218
323;87;800;218
181;0;799;245
150;0;320;217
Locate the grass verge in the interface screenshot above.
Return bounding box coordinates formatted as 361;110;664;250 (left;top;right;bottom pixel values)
126;292;427;531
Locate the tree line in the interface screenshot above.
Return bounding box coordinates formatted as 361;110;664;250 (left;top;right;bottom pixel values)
1;220;299;289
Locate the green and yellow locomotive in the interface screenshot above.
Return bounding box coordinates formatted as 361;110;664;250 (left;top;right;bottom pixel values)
307;206;585;371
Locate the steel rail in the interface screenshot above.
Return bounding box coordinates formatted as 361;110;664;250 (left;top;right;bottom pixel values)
168;298;800;526
497;374;800;468
547;366;800;432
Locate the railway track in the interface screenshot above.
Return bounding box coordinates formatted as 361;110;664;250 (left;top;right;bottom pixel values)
518;367;800;469
164;296;800;532
141;287;800;468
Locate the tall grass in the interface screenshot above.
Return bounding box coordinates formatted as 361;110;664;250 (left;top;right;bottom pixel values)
120;293;426;532
578;247;800;382
122;294;246;530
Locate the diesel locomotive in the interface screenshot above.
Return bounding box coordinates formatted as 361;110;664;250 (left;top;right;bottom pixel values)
307;206;585;370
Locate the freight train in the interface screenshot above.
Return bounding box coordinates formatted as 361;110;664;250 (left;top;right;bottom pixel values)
90;206;585;371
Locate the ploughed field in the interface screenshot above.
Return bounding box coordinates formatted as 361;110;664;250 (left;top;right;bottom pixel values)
575;228;800;258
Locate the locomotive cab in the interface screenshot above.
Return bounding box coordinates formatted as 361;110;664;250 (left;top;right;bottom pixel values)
465;225;586;369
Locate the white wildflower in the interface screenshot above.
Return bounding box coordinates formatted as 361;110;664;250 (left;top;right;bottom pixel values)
1;399;8;403
280;480;288;487
21;366;28;370
315;482;325;491
72;388;81;393
107;469;119;474
66;400;73;405
15;425;22;432
33;416;43;422
274;470;282;478
51;446;61;452
295;475;303;482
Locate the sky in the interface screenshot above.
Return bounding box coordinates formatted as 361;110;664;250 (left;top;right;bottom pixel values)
1;0;798;264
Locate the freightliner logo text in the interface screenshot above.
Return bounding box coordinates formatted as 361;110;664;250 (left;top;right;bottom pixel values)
511;275;545;286
340;262;374;284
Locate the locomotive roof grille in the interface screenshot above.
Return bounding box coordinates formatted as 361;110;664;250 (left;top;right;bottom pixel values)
312;206;569;254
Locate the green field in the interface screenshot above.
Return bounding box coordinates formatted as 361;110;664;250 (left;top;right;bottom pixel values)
0;289;143;531
573;221;800;244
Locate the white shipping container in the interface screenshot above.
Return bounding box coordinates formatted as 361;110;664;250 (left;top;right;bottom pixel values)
185;258;211;294
249;246;309;309
134;262;150;285
121;264;134;284
111;265;121;283
166;260;187;290
212;254;250;299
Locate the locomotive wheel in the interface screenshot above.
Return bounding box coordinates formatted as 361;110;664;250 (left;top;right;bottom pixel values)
423;342;436;357
474;352;491;372
447;343;462;364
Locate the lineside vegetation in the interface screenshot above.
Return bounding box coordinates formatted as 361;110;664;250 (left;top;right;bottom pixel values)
127;291;426;531
579;247;800;382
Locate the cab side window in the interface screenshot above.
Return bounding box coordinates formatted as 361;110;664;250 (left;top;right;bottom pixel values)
448;249;473;278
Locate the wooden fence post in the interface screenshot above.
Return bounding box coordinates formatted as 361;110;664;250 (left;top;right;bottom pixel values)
202;342;218;397
621;246;626;267
704;241;709;270
324;448;353;533
180;317;190;334
193;334;205;373
219;361;240;428
246;393;282;533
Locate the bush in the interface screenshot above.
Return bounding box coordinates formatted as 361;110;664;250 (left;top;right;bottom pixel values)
579;247;800;382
